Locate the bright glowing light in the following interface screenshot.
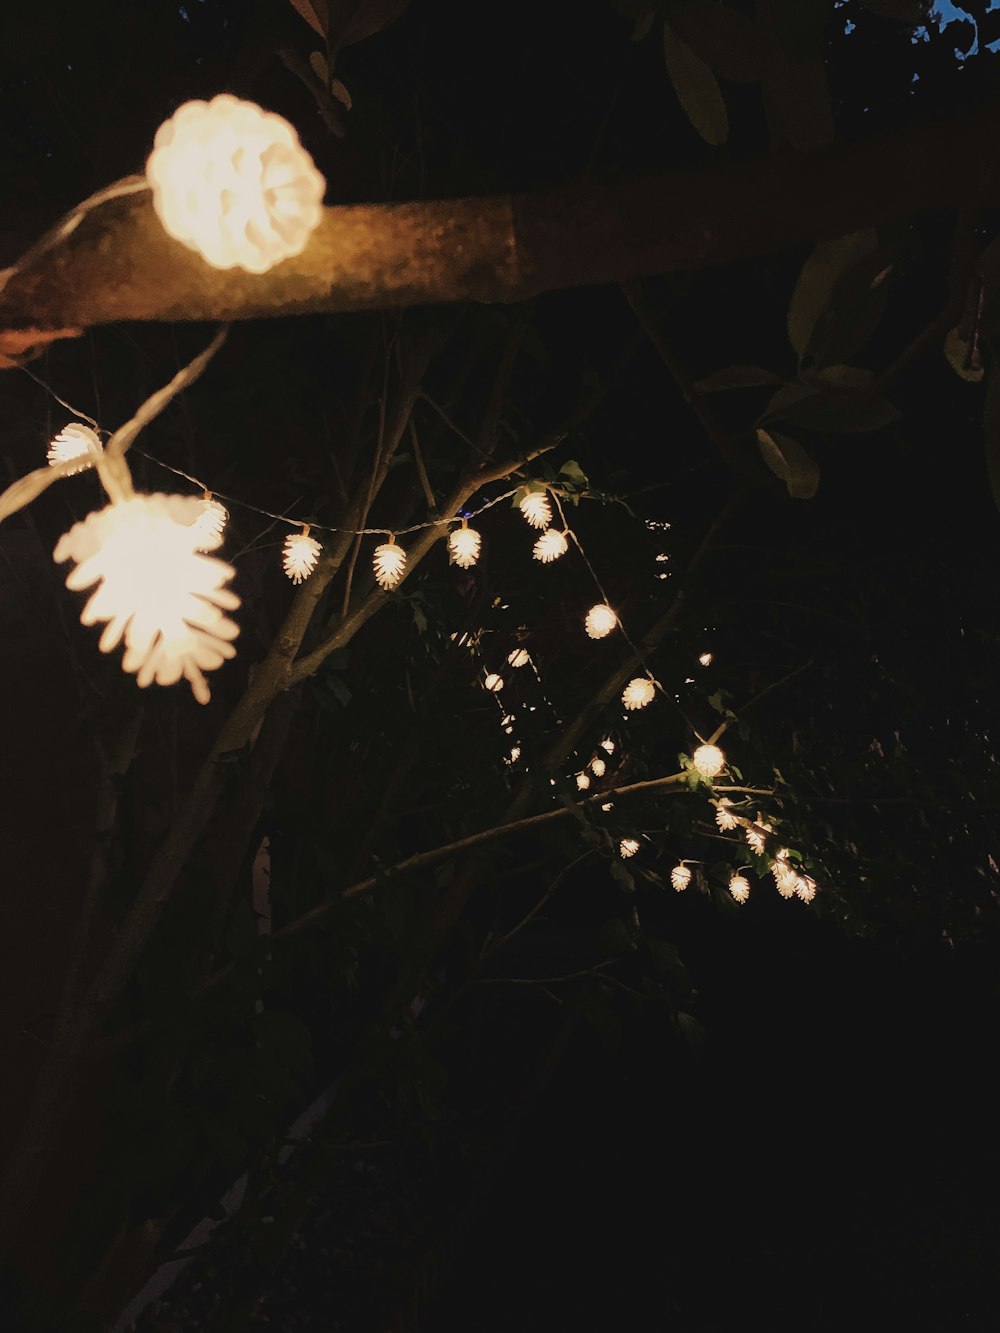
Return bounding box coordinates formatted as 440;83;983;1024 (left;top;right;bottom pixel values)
508;745;521;762
190;495;228;552
622;677;655;711
601;801;614;812
590;757;606;777
47;423;102;475
519;491;552;529
671;864;691;892
692;743;725;779
532;529;568;563
373;539;407;590
774;862;798;898
448;523;481;569
146;94;325;273
576;771;591;790
744;815;773;856
714;798;738;832
585;604;617;639
53;493;240;704
698;651;713;667
729;873;750;904
620;837;640;858
507;648;531;668
795;875;818;903
283;529;321;583
600;738;615;754
484;673;504;692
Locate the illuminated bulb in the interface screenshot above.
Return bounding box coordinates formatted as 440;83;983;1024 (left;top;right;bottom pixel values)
698;652;713;667
692;743;725;780
283;528;321;584
146;94;325;273
373;538;406;590
795;875;818;904
774;864;798;899
671;864;691;892
729;873;750;904
448;523;481;569
622;677;655;711
601;802;614;812
484;673;504;693
744;814;774;857
47;423;102;475
190;495;228;552
590;757;606;777
507;649;531;668
600;738;615;755
585;604;617;639
519;491;552;529
53;493;240;704
509;745;521;762
576;772;591;791
619;837;640;859
532;529;568;564
714;798;738;832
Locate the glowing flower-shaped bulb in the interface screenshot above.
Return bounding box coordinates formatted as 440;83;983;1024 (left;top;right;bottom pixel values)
773;861;799;899
671;864;691;892
692;743;725;780
698;651;713;667
714;798;738;832
189;495;228;552
590;757;606;778
585;604;618;639
283;528;321;584
744;815;773;857
729;873;750;904
507;648;531;668
146;94;326;273
622;677;655;711
533;529;568;564
53;493;240;704
576;771;591;791
519;491;552;530
47;423;102;475
447;522;481;569
600;738;615;755
483;673;504;693
620;837;640;859
795;875;818;904
373;539;406;590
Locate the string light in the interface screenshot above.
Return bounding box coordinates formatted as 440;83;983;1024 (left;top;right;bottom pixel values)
729;873;750;904
620;837;640;858
590;757;606;777
584;603;617;639
601;801;614;812
622;677;655;711
691;743;725;780
519;491;552;529
744;814;774;857
671;864;691;892
773;859;798;898
600;738;615;754
54;494;240;705
795;875;818;903
507;648;531;668
532;529;568;564
447;520;481;569
484;673;504;692
698;652;713;667
373;537;407;590
190;493;228;551
576;772;591;791
47;423;102;475
283;527;321;584
714;798;738;832
146;94;326;273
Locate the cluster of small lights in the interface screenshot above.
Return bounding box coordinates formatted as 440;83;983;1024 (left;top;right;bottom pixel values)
670;864;691;892
47;423;102;475
283;528;321;584
622;677;655;711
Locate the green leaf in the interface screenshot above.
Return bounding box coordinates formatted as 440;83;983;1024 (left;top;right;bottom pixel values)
787;231;878;359
756;428;820;498
663;20;729;147
695;365;783;393
668;0;763;83
558;459;589;487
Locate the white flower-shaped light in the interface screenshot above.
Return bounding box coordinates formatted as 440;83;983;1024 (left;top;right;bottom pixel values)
146;94;326;273
729;873;750;904
576;771;591;791
189;495;228;552
600;738;615;755
507;648;531;668
698;652;713;667
484;673;504;693
590;757;606;778
519;491;552;529
585;604;617;639
744;815;773;857
447;523;481;569
47;423;102;475
53;493;240;704
795;875;818;904
373;539;406;590
620;837;640;859
533;529;568;564
692;743;725;780
714;798;738;832
671;864;691;892
283;529;321;584
622;677;655;711
773;863;799;899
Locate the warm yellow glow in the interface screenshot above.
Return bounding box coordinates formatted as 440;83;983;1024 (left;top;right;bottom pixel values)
576;771;591;790
533;529;568;563
507;648;531;668
53;494;240;704
484;673;504;692
601;801;614;811
692;743;725;779
47;423;102;475
671;864;691;892
714;798;738;832
795;875;818;903
448;523;481;569
590;757;606;777
600;737;615;754
146;94;325;273
620;837;640;858
585;603;617;639
373;539;407;590
283;529;321;584
744;815;773;856
509;745;521;762
622;677;655;710
519;491;552;529
698;651;713;667
190;495;228;552
729;873;750;904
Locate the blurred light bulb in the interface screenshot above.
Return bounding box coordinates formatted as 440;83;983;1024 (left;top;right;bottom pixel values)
585;604;617;639
729;873;750;904
47;423;102;475
671;864;691;892
622;677;655;711
692;743;725;779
